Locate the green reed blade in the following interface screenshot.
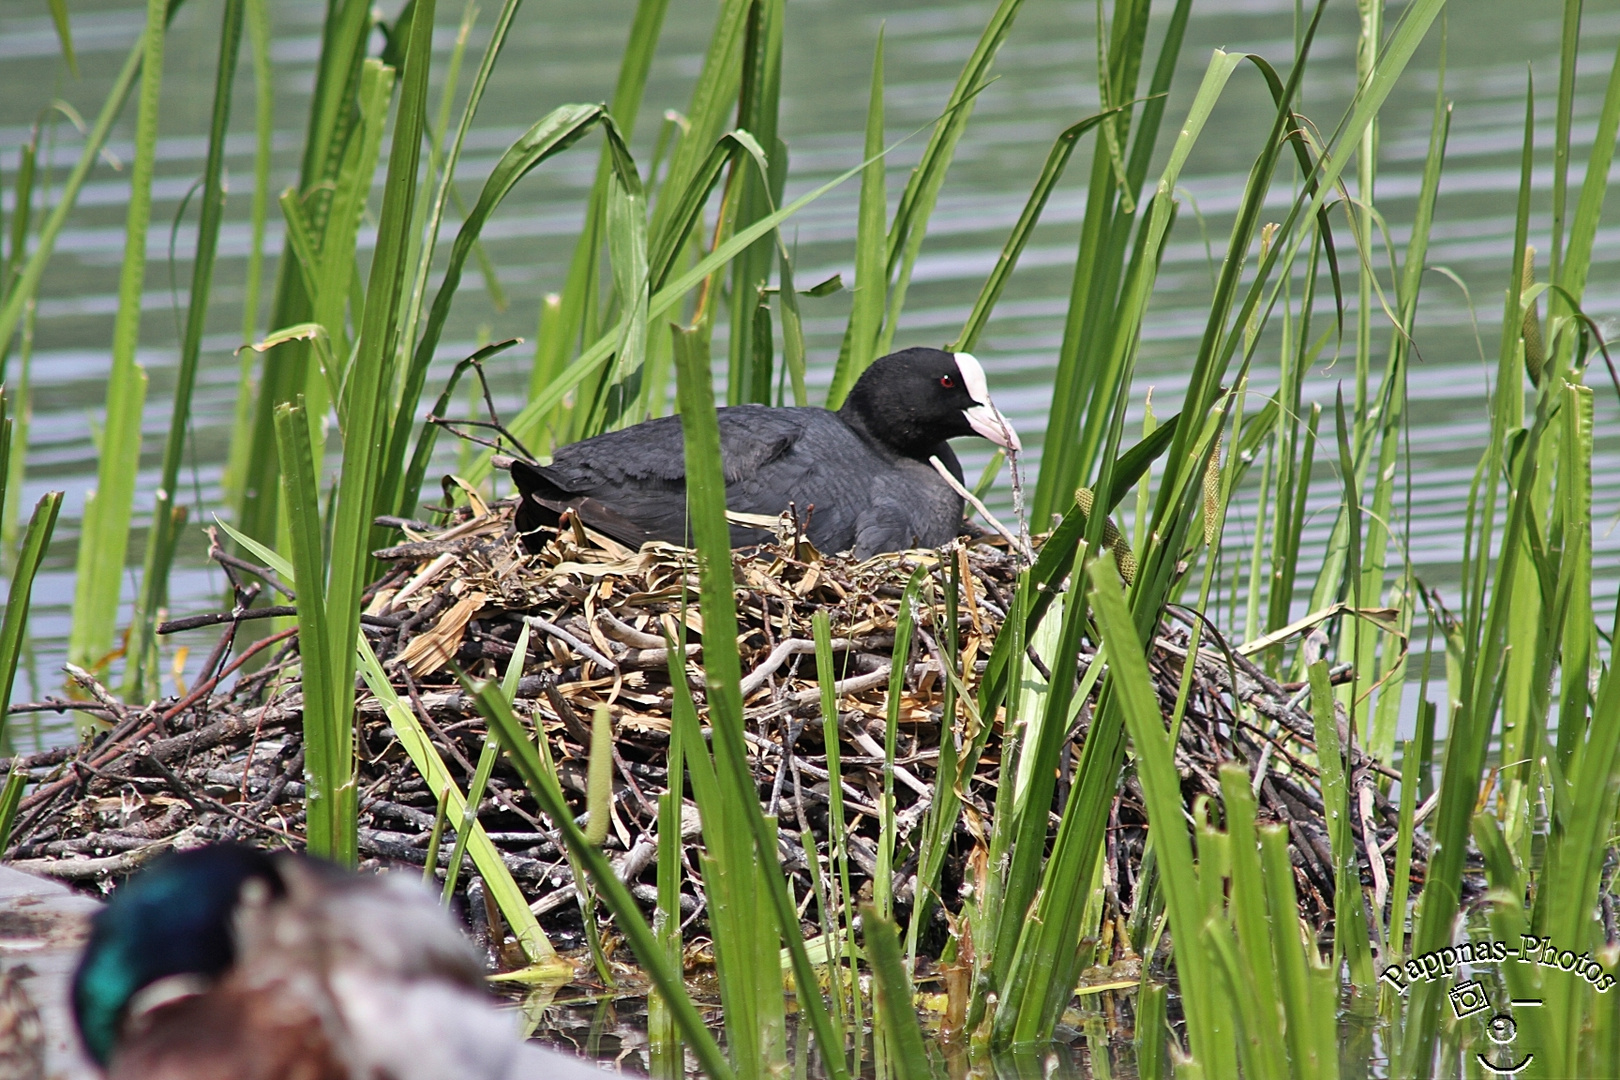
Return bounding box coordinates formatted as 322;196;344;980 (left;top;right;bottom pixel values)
826;29;886;409
1268;404;1319;661
442;733;501;902
1354;42;1451;764
273;401;346;860
66;0;170;676
422;788;448;886
590;137;652;429
0;765;27;854
581;704;614;848
663;631;722;838
224;0;275;512
1305;657;1373;987
1470;821;1542;1068
652;658;686;1080
813;611;860;1054
126;0;246;702
876;0;1027;359
591;0;750;433
0;393;10;539
46;0;78;76
439;617;529;904
319;0;436;869
644;0;750;253
654;634;687;1058
394;0;525;439
1216;764;1286;1076
1041;45;1242;524
1554;31;1620;316
665;324;777;1074
863;906;935;1080
0;490;62;745
472;677;732;1077
275;191;322;304
1388;742;1418;964
875;567;925;923
990;539;1097;1046
671;320;850;1080
486;143;878;478
383;104;625;517
1134;978;1167;1080
278;56;391;442
906;555;961;965
649;132;769;293
397;0;484;388
1258;824;1335;1080
357;643;560;968
973;498;1088;725
302;0;374;183
1400;64;1541;1071
1206;916;1286;1080
1144;51;1316;544
232;0;372;552
530;0;668;406
981;47;1297;1013
772;241;808;406
1532;563;1620;1072
650;795;682;1076
0;0;190;363
1029;0;1191;522
1549;0;1582;279
1;139;36;334
725;0;784;406
1141;0;1428;589
1555;383;1594;764
951;103;1132;356
1085;554;1222;1066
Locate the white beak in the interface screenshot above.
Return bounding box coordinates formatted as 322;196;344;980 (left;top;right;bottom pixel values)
954;352;1022;451
964;401;1022;451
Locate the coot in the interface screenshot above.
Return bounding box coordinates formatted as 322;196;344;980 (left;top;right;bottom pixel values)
511;347;1020;558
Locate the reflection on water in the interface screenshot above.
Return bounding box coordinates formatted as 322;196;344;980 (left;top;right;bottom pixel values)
0;6;1615;738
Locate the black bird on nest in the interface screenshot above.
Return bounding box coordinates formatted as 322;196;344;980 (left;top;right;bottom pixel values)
510;347;1021;559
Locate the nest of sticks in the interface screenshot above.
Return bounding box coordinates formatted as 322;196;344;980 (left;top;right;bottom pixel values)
2;500;1435;972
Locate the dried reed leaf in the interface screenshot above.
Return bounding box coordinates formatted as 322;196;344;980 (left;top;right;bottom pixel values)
397;590;487;675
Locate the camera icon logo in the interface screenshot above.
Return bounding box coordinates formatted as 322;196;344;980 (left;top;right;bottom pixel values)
1449;980;1491;1019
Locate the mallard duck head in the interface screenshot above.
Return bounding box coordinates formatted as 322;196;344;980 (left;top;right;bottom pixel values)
71;844;284;1065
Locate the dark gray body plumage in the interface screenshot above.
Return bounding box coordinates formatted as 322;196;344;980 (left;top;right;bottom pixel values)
516;405;966;559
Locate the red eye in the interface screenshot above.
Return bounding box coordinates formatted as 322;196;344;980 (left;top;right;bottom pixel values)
940;375;955;388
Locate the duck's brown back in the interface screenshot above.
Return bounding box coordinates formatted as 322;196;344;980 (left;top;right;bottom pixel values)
109;983;344;1080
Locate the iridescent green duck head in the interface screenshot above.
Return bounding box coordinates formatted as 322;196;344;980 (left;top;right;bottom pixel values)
69;842;611;1080
71;844;285;1066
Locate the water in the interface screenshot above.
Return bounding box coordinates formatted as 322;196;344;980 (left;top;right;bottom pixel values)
1;0;1616;745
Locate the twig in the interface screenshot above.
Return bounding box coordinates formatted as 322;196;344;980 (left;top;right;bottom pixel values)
928;456;1032;561
161;627;299;724
209;549;295;599
10;835;190;880
523;616;617;672
159;607;401;635
134;744;304;844
159;605;297;634
739;637;856;697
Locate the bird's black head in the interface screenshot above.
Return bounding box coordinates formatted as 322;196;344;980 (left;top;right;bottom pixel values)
839;347;1021;459
72;844;285;1065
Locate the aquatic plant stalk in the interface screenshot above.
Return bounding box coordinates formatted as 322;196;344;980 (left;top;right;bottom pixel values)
127;0;246;701
67;0;169;675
